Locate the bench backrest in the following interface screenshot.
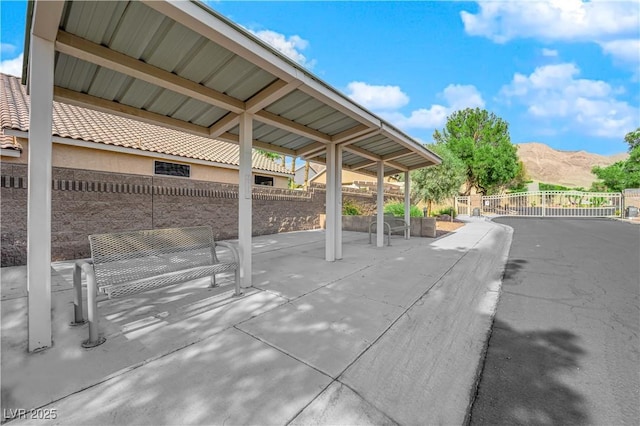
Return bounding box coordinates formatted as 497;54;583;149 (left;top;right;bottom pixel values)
384;214;407;227
89;226;217;288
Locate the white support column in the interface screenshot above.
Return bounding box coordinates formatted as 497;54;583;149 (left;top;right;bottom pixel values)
376;161;385;247
335;145;343;260
325;143;336;261
27;35;55;351
238;113;253;287
404;171;410;239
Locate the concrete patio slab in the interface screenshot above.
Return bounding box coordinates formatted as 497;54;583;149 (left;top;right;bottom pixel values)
324;221;512;426
2;219;511;425
10;328;333;425
325;255;452;309
2;277;287;413
237;287;406;378
251;248;371;300
290;382;396;426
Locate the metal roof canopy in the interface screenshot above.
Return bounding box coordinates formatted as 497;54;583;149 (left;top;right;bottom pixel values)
26;0;440;177
23;0;439;351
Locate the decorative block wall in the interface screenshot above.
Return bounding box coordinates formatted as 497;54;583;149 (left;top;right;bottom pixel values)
1;165;400;266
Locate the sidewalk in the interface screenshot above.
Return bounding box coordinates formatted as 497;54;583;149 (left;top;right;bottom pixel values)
1;217;512;425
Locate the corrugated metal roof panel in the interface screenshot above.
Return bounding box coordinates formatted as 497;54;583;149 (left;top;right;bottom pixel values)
179;41;236;84
54;55;98;92
311;113;357;136
143;22;203;70
109;2;166;58
46;0;441;177
402;155;431;168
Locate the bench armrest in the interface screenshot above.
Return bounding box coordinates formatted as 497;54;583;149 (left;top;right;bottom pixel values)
72;259;93;325
215;241;242;296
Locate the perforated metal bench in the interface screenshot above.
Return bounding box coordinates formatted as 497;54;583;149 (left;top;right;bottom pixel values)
368;214;410;246
72;226;241;348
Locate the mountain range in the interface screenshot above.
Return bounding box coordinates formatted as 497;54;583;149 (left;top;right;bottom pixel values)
515;142;629;189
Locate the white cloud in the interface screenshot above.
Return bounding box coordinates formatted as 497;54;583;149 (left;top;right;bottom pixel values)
599;39;640;65
249;29;315;69
346;82;410;110
500;62;638;138
0;53;23;77
541;48;558;57
461;1;638;43
441;84;486;111
378;84;485;130
461;1;639;66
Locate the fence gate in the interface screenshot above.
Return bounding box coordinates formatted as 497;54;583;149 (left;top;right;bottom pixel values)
479;191;622;218
454;196;470;216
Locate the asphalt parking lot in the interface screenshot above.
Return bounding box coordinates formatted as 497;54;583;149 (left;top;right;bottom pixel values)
470;218;640;425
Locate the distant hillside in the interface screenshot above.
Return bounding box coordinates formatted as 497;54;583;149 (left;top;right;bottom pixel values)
516;142;628;189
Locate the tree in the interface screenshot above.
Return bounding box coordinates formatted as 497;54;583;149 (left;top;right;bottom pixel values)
410;144;466;216
257;149;280;161
507;160;529;192
433;108;519;195
303;160;310;188
625;128;640;150
592;127;640;191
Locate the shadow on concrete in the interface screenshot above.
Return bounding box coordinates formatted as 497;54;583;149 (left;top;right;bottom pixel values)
471;319;588;425
502;259;527;281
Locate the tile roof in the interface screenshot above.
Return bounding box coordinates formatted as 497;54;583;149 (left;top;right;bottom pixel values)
0;134;22;151
0;73;290;175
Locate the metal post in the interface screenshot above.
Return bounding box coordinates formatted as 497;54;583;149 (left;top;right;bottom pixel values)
376;161;384;247
27;34;55;352
335;145;343;259
81;262;105;348
325;143;336;261
71;262;86;325
238;113;253;287
404;171;410;239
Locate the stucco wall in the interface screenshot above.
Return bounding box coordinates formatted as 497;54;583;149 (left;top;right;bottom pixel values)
2;137;289;188
311;168;398;186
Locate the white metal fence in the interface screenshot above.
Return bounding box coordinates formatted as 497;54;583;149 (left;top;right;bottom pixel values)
455;191;623;218
479;191;622;218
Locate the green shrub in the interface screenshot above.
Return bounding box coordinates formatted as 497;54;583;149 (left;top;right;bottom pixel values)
342;199;362;216
384;202;423;217
431;207;457;218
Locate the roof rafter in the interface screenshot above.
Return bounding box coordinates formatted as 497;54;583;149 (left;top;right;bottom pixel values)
246;79;301;113
386;160;409;172
219;132;297;156
343;144;382;162
254;110;332;143
295;141;326;157
55;30;246;114
331;124;371;144
209;113;240;138
382;148;413;161
350;160;377;171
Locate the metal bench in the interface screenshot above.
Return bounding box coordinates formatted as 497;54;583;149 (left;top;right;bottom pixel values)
368;214;410;246
72;226;241;348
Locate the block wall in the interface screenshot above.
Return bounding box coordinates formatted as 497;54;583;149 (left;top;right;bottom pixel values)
1;165;398;266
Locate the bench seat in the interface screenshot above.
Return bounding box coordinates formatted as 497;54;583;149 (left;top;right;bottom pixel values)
368;215;410;246
72;226;240;347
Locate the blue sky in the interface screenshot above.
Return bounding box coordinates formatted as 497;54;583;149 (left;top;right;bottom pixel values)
1;1;639;155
